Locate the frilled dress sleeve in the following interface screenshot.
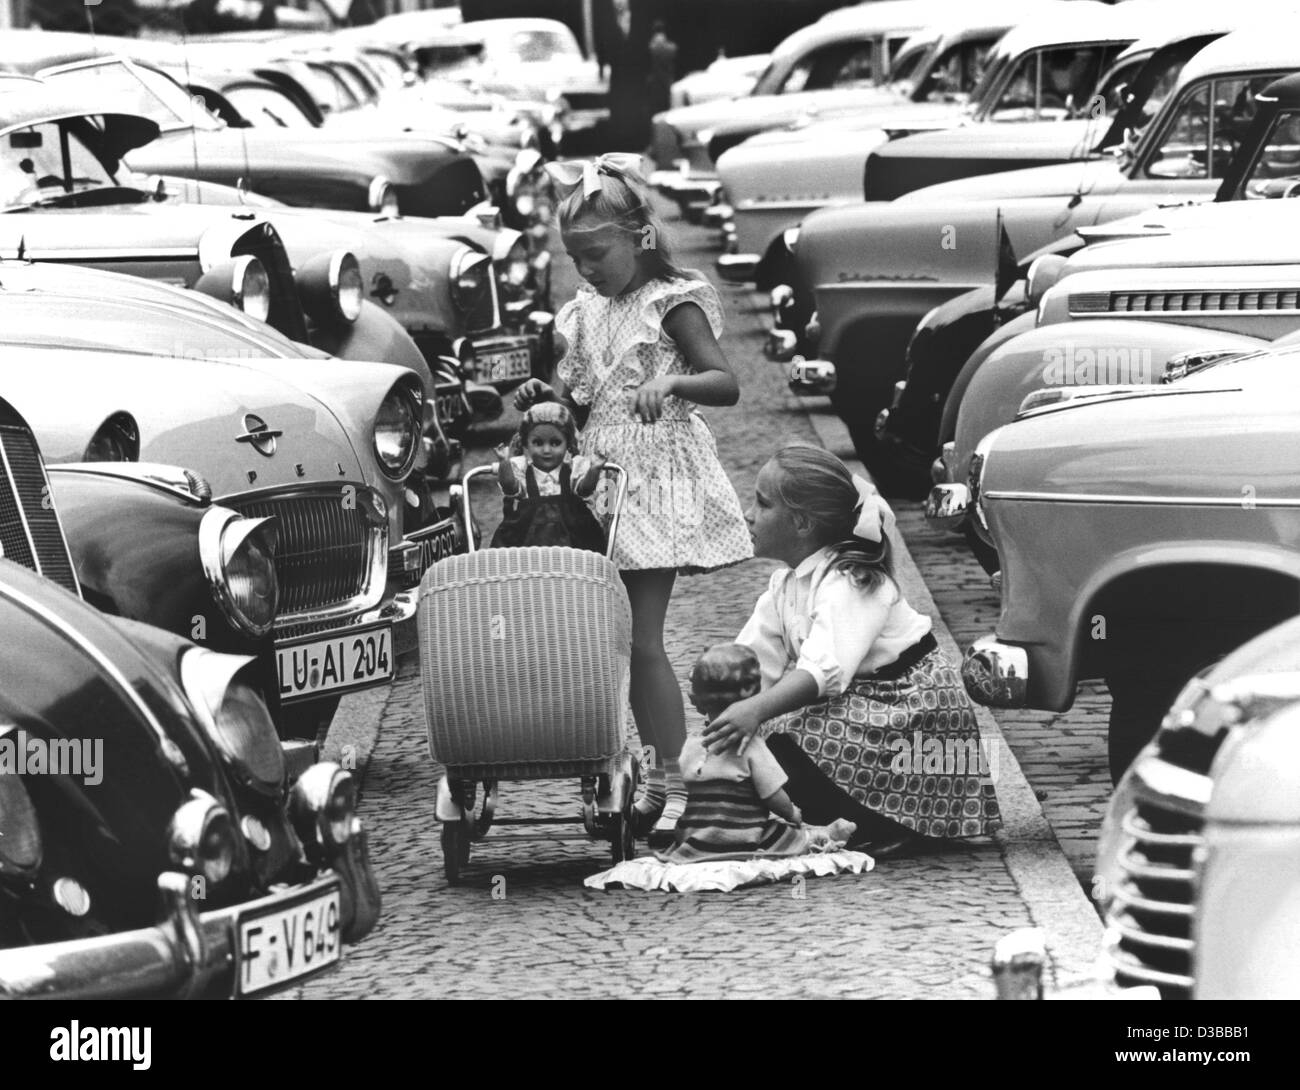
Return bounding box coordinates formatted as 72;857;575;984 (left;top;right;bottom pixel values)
653;276;726;344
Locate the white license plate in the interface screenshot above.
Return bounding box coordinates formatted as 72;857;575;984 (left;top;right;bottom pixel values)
277;624;393;701
237;886;342;996
479;346;532;383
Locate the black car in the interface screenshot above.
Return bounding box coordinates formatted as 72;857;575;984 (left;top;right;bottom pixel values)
0;396;380;998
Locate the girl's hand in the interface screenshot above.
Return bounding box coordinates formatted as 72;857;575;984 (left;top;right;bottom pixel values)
591;448;609;467
701;696;765;756
631;375;677;423
513;379;553;411
493;443;512;462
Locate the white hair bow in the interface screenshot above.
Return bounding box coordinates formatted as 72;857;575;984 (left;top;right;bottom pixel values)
544;153;645;200
851;474;896;545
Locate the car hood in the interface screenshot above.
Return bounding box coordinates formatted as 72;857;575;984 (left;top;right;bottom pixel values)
252;206;471;337
899;157;1126;203
984;353;1300;498
737;100;964;148
658;91;892;140
877;118;1101;162
4;345;368;498
1073;198;1300;249
0;201;281;252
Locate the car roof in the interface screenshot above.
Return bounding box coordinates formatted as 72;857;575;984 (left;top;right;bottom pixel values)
0;72;159;141
1174;20;1300;86
1110;10;1276;67
771;1;960;61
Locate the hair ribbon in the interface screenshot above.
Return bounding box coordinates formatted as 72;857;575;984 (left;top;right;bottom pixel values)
851;474;896;544
544;153;645;200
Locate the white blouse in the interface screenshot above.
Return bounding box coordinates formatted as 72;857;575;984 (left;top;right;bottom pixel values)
737;547;932;698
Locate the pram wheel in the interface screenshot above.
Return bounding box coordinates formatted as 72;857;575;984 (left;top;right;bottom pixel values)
441;819;471;885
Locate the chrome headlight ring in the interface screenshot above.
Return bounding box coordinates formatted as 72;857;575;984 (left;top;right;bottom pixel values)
368;175;400;218
198;507;279;638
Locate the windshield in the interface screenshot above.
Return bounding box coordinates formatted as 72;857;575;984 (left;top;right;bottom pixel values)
978;44;1124;123
307;63;360;113
1;120;116;210
888;36;940;96
42;60;221;133
1144;74;1289;180
1239;108;1300;199
480;27;582;64
227;86;316;128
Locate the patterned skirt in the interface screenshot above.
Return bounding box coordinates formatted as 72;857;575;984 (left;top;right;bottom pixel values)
760;646;1001;839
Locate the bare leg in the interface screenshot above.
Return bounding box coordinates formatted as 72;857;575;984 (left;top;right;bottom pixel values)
620;568;685;762
620;568;685;836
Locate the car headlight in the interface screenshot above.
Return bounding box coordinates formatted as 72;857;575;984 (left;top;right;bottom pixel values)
368;175;400;218
231;255;271;323
298;249;365;325
783;226;800;253
199;507;279;638
83;412;140;463
0;752;42;875
181;648;286;798
374;381;421;479
968;428;1003;532
168;789;238;885
290;763;358;862
499;237;531;296
449;246;492;311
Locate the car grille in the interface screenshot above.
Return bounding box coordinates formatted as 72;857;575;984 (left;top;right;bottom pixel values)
1104;794;1200;998
227;487;386;627
1102;712;1224;999
0;424;78;594
1070;288;1300;316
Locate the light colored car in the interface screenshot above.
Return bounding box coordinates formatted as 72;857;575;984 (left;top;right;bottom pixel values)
670;53;768;108
0;327;432;716
1094;614;1300;999
456;17;609;142
648;0;944;204
791;22;1300;461
960;349;1300;781
716;1;1111;287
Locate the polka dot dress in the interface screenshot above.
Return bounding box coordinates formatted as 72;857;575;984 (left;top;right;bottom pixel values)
556;276;754;573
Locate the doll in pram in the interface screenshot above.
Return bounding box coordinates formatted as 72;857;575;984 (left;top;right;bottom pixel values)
417;460;638;884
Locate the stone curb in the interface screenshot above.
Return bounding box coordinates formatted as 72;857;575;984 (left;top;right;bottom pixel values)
794;391;1105;993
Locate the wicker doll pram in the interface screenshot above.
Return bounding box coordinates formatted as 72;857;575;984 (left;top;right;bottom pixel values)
417;462;638;884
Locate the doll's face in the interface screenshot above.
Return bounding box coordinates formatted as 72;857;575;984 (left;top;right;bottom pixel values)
524;422;567;471
562;221;643;297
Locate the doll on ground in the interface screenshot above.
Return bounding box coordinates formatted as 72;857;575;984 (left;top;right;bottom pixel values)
655;643;855;864
490;402;608;552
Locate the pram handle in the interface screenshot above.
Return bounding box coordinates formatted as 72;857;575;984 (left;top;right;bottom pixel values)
455;461;628;561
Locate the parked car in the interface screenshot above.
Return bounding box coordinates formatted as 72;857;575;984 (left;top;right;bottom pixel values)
925;68;1300;547
649;0;942;210
0;77;543;413
671;53;768;107
715;4;1053;286
456;17;609;147
1093;614;1300;998
0;327;433;733
0;33;488;219
960;348;1300;782
860;6;1270;201
0;395;380;999
790;22;1300;467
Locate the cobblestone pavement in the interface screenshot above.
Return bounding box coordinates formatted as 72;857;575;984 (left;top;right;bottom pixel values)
288;202;1105;1000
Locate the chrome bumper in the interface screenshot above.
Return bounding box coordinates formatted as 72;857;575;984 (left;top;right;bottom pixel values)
703;202;733;228
962;635;1029;708
925;482;971;532
788;357;836;396
716;252;759;283
766;327;799;362
0;780;380;1000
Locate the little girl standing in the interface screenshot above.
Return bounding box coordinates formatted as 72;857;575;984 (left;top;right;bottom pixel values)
514;153;753;840
702;443;1001;857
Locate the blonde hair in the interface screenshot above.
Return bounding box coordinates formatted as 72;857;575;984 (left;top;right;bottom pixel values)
557;163;693;283
770;443;894;590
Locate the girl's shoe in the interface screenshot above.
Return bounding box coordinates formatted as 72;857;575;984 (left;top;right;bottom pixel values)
858;831;926;860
